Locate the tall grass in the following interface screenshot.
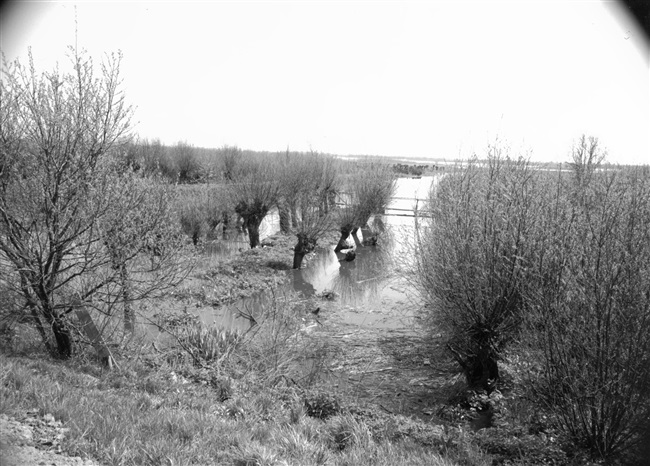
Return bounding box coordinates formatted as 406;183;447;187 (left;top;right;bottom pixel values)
179;322;242;364
0;347;479;465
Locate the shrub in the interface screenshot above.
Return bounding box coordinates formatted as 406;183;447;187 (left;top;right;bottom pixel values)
234;291;328;386
179;322;242;365
526;142;650;460
412;149;543;390
327;414;373;451
304;389;342;420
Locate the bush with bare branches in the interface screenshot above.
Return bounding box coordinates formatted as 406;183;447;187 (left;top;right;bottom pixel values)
0;48;189;358
412;149;543;390
525;139;650;460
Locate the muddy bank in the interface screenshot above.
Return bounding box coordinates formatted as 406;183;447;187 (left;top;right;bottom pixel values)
170;224;457;423
183;230;341;305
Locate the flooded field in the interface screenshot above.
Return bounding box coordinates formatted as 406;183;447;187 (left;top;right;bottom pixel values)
140;176;457;418
197;176;437;333
150;175;457;418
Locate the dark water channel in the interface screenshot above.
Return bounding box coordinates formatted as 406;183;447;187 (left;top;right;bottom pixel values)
195;176;440;334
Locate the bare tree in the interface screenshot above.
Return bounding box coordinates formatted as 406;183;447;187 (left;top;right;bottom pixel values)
350;162;396;246
100;173;187;332
334;162;396;252
569;134;606;191
176;183;231;245
290;153;340;269
0;47;188;358
277;149;306;233
219;145;242;182
228;155;281;248
173;140;202;183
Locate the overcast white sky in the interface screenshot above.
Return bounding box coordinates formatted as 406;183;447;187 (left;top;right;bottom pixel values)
1;1;648;164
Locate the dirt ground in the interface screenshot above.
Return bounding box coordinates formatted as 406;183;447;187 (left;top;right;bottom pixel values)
0;412;100;466
305;274;463;423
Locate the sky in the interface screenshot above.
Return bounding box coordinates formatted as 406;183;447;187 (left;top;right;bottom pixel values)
1;1;648;164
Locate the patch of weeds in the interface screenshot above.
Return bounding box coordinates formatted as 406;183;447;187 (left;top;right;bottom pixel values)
474;426;567;465
179;322;242;364
273;425;331;465
232;442;281;466
327;414;374;452
138;374;167;395
304;389;342;420
211;374;233;402
0;363;31;392
224;398;247;420
252;392;279;421
289;405;306;426
440;387;506;430
266;259;291;270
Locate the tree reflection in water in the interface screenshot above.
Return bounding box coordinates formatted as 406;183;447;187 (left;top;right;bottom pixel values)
331;242;394;306
293;218;396;307
291;269;316;297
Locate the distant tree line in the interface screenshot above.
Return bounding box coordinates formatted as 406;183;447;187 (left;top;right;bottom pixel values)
392;163;427;176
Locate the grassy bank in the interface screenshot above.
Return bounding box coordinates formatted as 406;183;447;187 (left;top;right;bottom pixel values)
0;353;489;466
0;232;487;465
2;226;615;465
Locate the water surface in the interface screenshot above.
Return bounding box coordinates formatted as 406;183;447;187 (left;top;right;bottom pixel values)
200;176;440;332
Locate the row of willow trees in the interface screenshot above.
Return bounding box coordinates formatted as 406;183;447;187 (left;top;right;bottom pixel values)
0;48;396;360
413;137;650;461
169;147;396;269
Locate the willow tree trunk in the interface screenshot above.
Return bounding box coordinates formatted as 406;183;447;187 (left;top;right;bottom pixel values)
36;294;73;358
243;215;263;248
334;225;353;253
449;343;500;391
293;233;317;269
466;351;499;391
51;317;73;359
40;304;73;359
20;276;54;355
